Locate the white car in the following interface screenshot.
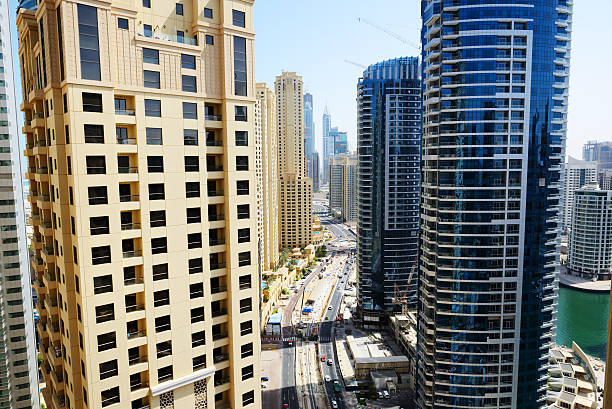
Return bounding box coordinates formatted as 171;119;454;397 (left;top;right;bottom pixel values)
331;401;338;409
325;375;331;382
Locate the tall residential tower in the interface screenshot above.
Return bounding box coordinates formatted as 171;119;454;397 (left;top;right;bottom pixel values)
275;72;312;248
563;156;597;232
418;1;572;407
18;1;261;408
0;1;39;407
356;57;421;327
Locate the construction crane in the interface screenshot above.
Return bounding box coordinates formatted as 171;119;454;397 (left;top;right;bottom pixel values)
392;261;418;317
358;17;420;50
344;59;367;69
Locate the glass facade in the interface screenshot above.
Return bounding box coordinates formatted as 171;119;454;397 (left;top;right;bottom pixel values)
418;1;571;408
357;57;421;325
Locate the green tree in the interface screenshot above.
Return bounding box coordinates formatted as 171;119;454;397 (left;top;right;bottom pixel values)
315;245;327;258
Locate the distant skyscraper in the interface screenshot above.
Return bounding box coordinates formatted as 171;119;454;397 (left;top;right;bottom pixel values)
583;140;612;170
312;152;320;192
356;57;421;327
332;129;348;155
276;72;313;248
322;107;333;184
567;186;612;281
304;93;314;161
418;1;572;408
564;156;597;231
329;154;358;222
0;1;39;406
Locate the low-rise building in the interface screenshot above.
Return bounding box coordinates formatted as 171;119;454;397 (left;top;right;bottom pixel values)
389;312;418;390
546;343;601;409
346;333;410;384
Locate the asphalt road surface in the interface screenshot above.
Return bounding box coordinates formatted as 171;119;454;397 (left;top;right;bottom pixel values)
319;259;351;409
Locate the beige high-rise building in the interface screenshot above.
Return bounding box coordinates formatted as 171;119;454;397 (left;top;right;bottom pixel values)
329;153;358;222
275;72;312;249
255;84;279;270
18;1;261;409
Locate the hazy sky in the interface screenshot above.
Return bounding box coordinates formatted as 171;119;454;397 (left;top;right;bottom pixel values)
254;1;611;159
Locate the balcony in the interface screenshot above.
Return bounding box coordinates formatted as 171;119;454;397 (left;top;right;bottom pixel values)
128;354;147;366
213;354;229;364
120;194;139;203
115;108;135;116
121;222;141;231
137;29;198;46
211;285;227;294
52;391;66;408
209;238;225;247
207;190;224;197
117;136;137;145
118;166;138;174
212;332;228;342
127;329;146;340
211;309;227;318
210;262;227;272
123;250;143;259
124;276;144;286
126;303;145;313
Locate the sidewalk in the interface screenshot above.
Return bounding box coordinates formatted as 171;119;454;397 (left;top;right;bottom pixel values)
560;267;610;292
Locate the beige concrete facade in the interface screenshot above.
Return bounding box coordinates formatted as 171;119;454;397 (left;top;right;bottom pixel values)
18;1;260;408
255;84;278;271
274;72;312;249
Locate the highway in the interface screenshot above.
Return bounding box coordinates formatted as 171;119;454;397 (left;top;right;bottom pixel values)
318;257;351;409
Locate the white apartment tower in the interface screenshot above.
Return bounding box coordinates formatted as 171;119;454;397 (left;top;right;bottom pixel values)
564;156;597;232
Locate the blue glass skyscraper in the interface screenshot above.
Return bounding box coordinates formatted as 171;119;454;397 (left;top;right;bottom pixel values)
304;92;315;178
418;1;572;408
356;57;421;327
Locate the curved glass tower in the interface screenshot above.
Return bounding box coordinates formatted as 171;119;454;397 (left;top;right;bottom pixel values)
418;1;572;408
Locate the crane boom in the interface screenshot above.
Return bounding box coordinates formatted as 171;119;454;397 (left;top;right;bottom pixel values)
344;59;367;69
358;17;420;50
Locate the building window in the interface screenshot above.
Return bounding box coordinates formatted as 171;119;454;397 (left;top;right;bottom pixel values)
177;30;184;43
241;343;253;359
187;208;201;224
242;390;255;406
188;233;202;249
204;7;213;18
186;182;200;198
117;18;128;29
181;54;195;69
154;289;170;307
242;364;253;380
101;386;120;407
86;156;106;174
237;228;250;243
235;105;247;121
92;245;111;265
237;204;249;219
185;156;199;172
77;4;101;80
150;210;166;227
191;307;205;323
155;316;171;333
157;341;172;358
99;359;118;380
175;3;183;15
232;10;246;28
93;275;113;294
147;156;164;173
84;124;104;143
144;99;161;117
182;75;197;92
183;102;197;119
233;36;247;96
190;282;204;299
143;48;159;64
236;156;249;171
158;366;173;382
82;92;102;112
148;183;165;200
184;129;198;146
146;127;162;145
205;35;214;45
235;131;248;146
240;298;252;313
90;216;109;235
88;186;107;205
144;70;160;88
97;332;116;352
238;251;251;267
151;237;168;254
240;320;252;336
177;256;197;275
239;275;251;290
237;180;249;195
153;263;169;281
193;354;206;370
143;24;152;37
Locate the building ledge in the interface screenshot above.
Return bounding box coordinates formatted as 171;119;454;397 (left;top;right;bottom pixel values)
151;366;216;396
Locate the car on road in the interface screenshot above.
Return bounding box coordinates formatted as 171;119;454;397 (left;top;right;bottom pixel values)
327;359;333;366
321;355;326;362
378;392;383;399
283;404;289;409
328;306;332;310
331;400;338;409
287;339;293;346
261;376;269;381
325;375;331;382
261;383;266;389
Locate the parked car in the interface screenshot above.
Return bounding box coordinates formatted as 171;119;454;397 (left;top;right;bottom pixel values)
327;359;333;366
325;375;331;382
261;376;269;382
331;400;338;408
